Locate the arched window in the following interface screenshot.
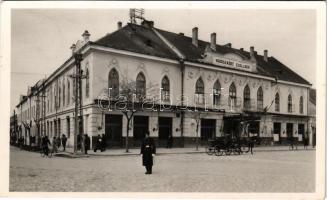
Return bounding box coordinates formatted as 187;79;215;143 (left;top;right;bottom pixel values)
288;94;292;113
275;93;280;112
195;77;205;104
161;76;170;101
243;85;251;110
257;87;263;111
299;96;303;114
229;82;237;109
108;68;119;98
63;80;65;106
213;80;221;106
67;80;70;105
85;68;89;98
136;72;146;99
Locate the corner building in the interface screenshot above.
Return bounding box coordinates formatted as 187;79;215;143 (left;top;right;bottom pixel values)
15;19;314;148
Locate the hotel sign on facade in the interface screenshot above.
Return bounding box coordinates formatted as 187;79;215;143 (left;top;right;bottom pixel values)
213;56;253;72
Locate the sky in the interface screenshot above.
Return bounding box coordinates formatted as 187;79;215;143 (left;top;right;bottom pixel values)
11;9;317;112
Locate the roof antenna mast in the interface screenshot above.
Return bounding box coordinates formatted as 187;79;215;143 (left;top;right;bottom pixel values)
129;8;145;24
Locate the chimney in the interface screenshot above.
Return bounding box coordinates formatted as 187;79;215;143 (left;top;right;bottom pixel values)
240;48;244;51
192;27;198;47
210;33;216;51
141;20;154;28
70;44;76;55
250;46;256;61
179;32;184;36
117;21;122;30
226;43;232;48
264;50;268;62
82;30;90;42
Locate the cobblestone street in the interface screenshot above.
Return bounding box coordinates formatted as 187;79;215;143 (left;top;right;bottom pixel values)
9;146;315;192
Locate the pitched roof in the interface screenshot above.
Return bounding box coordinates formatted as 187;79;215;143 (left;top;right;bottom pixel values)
155;27;310;85
94;22;310;85
94;23;179;60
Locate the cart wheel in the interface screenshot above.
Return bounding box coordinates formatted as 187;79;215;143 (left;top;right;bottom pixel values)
225;148;231;156
241;145;250;153
205;146;214;155
215;147;223;156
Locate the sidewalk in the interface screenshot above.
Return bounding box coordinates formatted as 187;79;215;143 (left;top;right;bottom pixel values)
55;145;315;158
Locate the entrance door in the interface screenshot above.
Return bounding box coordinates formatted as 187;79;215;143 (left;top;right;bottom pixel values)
105;114;123;147
273;122;281;143
201;119;216;143
298;124;304;135
158;117;172;147
286;123;293;139
133;116;149;146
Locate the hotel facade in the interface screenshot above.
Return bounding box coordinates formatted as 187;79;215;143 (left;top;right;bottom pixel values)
14;19;315;148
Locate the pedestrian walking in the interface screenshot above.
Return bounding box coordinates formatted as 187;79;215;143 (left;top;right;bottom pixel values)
77;134;81;151
56;136;61;150
19;137;24;150
61;134;67;151
249;133;255;155
41;136;51;157
140;131;156;174
167;134;173;148
101;134;106;151
52;137;58;153
303;133;309;150
94;134;103;152
84;134;91;154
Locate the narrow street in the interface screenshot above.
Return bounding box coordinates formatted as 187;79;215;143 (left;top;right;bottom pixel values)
10;146;315;192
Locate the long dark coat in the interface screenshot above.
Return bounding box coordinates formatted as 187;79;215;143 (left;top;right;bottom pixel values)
84;136;91;150
140;137;156;166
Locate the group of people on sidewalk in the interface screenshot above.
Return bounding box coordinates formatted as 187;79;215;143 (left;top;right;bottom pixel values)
40;134;68;156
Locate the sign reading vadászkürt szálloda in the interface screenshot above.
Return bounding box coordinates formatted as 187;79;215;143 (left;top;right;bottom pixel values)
213;56;253;72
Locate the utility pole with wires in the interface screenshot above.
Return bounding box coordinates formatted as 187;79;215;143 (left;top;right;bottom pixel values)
69;53;87;154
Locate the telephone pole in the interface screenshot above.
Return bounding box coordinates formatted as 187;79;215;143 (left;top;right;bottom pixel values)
69;53;87;154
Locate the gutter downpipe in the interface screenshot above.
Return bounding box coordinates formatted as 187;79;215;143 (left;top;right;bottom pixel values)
179;58;185;147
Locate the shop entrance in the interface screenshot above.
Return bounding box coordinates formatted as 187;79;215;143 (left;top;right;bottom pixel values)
158;117;172;147
200;119;216;142
273;122;281;143
286;123;293;139
105;114;123;147
133;116;149;146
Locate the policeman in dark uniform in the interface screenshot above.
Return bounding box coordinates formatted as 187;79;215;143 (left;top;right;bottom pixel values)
140;132;156;174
